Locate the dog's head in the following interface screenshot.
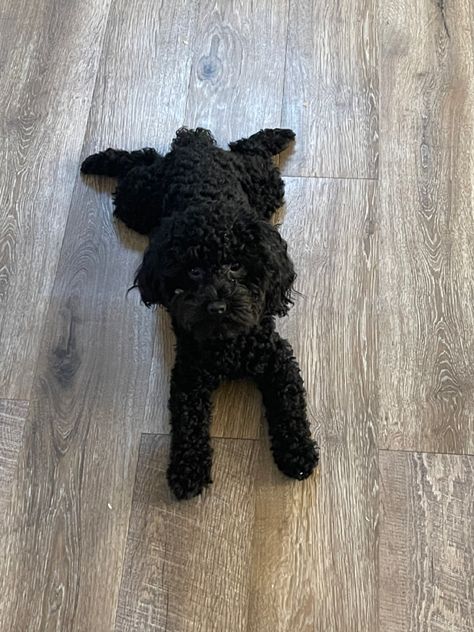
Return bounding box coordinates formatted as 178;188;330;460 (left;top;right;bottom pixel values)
134;208;295;341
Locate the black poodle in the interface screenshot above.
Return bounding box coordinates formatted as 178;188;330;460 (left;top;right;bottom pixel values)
81;127;319;499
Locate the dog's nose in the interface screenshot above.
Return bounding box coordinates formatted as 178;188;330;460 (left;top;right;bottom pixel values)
207;300;227;315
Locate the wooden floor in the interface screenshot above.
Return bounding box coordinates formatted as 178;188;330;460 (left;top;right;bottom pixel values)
0;0;473;630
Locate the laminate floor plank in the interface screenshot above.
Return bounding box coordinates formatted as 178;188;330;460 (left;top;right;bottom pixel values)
247;177;379;631
183;0;289;146
114;434;259;632
379;0;474;453
379;450;474;632
0;0;112;400
0;2;200;630
281;0;378;178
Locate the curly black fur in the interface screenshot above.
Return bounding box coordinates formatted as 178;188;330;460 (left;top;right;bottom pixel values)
81;128;319;499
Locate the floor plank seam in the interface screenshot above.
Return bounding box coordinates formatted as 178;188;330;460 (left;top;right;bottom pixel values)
283;173;378;182
279;0;292;129
110;437;143;632
74;0;115;159
181;7;200;128
139;431;260;443
379;446;474;458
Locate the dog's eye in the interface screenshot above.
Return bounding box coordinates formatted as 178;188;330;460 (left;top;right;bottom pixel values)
188;267;204;280
229;262;241;272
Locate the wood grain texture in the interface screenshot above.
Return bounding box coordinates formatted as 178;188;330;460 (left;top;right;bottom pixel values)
379;450;474;632
379;0;474;453
0;0;112;400
183;0;289;146
114;434;258;632
247;177;379;631
0;399;28;512
281;0;378;178
0;2;200;630
3;1;474;630
211;380;262;439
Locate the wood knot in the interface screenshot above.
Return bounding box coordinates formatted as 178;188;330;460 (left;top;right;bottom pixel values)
197;34;222;83
49;299;81;388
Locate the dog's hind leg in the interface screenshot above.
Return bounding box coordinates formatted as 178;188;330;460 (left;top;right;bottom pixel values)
229;129;295;219
229;128;295;157
81;148;164;235
81;147;161;177
112;166;163;235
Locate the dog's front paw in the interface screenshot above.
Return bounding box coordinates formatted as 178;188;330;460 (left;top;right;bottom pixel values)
167;450;212;500
273;437;319;480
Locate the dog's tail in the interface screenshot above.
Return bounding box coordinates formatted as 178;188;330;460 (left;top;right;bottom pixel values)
229;128;295;157
81;147;162;178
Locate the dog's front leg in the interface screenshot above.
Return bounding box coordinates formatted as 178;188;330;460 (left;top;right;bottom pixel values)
257;333;319;480
167;364;216;500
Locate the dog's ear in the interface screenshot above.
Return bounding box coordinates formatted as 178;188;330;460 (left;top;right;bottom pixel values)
134;217;177;306
255;221;296;316
229;128;295;157
134;241;165;307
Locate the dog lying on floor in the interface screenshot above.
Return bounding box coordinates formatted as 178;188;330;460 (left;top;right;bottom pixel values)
81;127;319;499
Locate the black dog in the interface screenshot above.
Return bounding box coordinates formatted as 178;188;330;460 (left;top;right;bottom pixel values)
81;128;319;499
